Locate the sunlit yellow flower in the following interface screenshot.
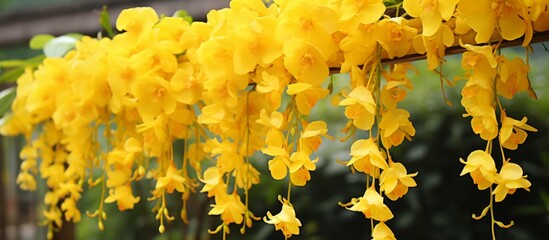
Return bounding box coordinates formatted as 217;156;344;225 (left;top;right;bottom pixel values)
283;38;329;87
256;109;285;129
372;221;396;240
276;0;337;58
497;57;531;99
404;0;459;36
347;138;387;177
155;163;186;193
380;161;418;201
458;0;530;43
374;18;418;59
287;84;330;116
289;151;317;186
104;184;141;211
339;0;385;25
133;76;176;122
493;162;531;202
209;192;246;224
413;24;454;69
200;167;225;197
60;198;81;222
339;86;377;130
463;105;498;141
116;7;159;36
499;111;537;150
345;186;394;221
460;150;497;190
379;109;416;149
231;16;282;74
170;62;202;105
264;200;302;238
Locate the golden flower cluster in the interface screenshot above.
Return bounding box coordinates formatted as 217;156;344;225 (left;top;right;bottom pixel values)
0;0;546;239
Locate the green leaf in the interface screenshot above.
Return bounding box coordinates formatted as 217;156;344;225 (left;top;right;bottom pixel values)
0;55;45;68
173;10;193;23
0;87;16;117
29;34;54;50
0;68;24;84
100;6;115;38
43;36;78;57
0;60;28;68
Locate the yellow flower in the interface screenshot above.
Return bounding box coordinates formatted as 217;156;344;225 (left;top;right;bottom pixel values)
61;198;81;222
155;163;186;193
339;0;385;25
458;0;530;43
289;151;318;186
412;24;454;69
170;62;202;105
499;111;537;150
283;38;329;87
116;7;159;36
496;57;531;99
464;105;498;141
264;200;302;238
379;109;416;149
493;162;531;202
374;18;418;59
197;103;226;124
231;15;282;74
132;76;176;122
104;184;141;211
347;138;388;177
276;0;337;58
380;161;418;201
339;86;377;130
287;84;330;116
209;192;246;224
256;109;285;129
200;167;225;197
301;120;328;138
345;186;394;221
372;222;396;240
403;0;459;36
461;77;494;111
460;150;497;190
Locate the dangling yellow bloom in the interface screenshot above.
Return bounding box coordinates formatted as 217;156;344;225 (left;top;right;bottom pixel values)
338;0;385;25
380;161;417;201
374;18;418;59
209;192;246;225
497;57;531;99
345;186;394;221
283;38;329;87
347;138;387;177
499;111;537;150
339;86;377;130
460;150;497;190
104;184;141;211
155;163;186;194
372;221;396;240
379;109;416;149
403;0;459;36
493;162;531;202
264;199;302;238
464;105;498;141
116;7;159;36
458;0;530;44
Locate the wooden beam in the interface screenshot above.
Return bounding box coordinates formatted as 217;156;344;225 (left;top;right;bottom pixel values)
0;0;230;46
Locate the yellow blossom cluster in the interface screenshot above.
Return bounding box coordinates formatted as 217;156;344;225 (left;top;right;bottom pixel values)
458;42;536;234
0;0;546;239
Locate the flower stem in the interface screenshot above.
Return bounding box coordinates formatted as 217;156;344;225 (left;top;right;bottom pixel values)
490;185;496;240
